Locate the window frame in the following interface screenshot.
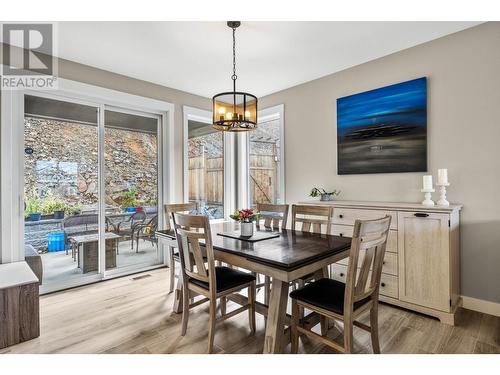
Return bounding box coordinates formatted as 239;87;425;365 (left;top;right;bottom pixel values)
245;104;285;208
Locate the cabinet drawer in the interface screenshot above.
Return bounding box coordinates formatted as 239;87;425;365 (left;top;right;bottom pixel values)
332;208;397;229
331;225;398;254
379;273;399;299
330;264;399;299
337;251;398;276
330;263;348;282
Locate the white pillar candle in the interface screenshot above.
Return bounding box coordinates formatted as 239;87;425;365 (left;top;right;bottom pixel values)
423;175;433;190
437;169;448;184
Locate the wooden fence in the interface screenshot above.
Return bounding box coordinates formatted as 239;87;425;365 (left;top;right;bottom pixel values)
188;153;279;206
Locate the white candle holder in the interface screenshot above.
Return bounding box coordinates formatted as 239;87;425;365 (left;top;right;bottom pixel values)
421;188;435;207
436;183;450;206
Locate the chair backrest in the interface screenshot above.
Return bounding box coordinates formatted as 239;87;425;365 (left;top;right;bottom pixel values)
291;204;333;234
164;202;198;230
149;215;158;230
130;211;146;225
256;203;289;229
172;213;216;294
344;216;392;311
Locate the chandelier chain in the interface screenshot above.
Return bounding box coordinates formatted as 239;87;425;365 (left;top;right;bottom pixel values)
232;26;237;81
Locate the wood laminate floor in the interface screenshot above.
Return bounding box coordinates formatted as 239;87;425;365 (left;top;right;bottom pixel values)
2;268;499;354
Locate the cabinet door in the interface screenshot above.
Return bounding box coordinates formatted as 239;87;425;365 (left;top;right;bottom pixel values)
398;212;450;311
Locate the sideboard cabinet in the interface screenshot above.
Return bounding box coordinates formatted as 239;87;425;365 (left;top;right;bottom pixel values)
300;200;462;325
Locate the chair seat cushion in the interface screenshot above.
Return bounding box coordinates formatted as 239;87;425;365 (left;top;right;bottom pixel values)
190;266;255;293
289;278;371;315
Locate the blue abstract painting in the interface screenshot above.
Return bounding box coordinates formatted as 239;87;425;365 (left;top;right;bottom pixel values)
337;77;427;174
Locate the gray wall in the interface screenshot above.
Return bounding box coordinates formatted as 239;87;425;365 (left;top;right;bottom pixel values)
259;22;500;303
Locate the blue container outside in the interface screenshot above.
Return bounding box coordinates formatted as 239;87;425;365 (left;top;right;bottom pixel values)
126;207;136;212
29;213;42;221
48;232;65;252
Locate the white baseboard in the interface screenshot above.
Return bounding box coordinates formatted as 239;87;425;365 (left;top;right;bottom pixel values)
462;296;500;317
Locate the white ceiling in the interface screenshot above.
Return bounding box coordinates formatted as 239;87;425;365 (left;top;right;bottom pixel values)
57;21;481;98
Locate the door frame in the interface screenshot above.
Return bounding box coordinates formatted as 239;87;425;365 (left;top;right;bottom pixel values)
1;77;174;292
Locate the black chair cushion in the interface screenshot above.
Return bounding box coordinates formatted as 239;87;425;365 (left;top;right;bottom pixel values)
289;278;371;315
190;266;255;293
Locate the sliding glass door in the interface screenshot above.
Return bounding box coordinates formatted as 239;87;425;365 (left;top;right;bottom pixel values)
104;107;162;273
24;94;102;289
22;91;168;293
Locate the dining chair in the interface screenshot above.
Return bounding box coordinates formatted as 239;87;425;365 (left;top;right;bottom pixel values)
291;204;333;280
255;203;289;305
164;202;198;292
256;203;289;230
291;204;333;235
172;212;256;354
290;204;334;316
290;215;392;354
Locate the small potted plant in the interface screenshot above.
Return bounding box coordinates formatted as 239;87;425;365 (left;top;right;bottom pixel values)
309;187;341;201
230;208;260;237
66;205;82;216
40;194;67;220
25;191;42;221
121;187;138;212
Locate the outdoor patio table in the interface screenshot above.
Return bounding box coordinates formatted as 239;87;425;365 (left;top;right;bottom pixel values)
69;233;121;273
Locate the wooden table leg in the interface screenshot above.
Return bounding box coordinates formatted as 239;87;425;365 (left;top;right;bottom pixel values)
263;278;289;354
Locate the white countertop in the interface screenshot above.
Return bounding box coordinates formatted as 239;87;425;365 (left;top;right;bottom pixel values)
0;261;39;289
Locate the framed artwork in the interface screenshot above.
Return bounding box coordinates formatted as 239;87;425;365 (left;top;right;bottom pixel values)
337;77;427;174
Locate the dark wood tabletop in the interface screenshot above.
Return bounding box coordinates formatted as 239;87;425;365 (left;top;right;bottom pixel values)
156;221;351;271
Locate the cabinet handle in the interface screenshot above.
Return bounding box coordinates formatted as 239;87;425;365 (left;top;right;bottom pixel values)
383;261;386;265
381;282;386;287
414;213;429;218
339;233;343;237
340;273;344;277
339;214;344;219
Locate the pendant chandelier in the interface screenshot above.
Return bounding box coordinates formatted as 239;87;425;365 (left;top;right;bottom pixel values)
213;21;257;132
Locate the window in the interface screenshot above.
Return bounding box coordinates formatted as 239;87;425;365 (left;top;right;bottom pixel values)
183;106;231;220
249;105;285;208
182;106;284;217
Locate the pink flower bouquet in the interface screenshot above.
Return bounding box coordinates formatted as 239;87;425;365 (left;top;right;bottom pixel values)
230;208;260;223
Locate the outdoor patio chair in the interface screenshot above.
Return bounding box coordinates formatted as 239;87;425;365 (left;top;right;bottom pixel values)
131;215;158;253
114;211;147;249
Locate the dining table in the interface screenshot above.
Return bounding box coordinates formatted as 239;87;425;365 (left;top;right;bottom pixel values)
156;221;352;354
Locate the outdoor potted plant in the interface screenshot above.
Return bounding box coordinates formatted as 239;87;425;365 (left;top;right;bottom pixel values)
121;187;138;212
40;194;67;220
66;205;82;216
24;191;42;221
309;187;341;201
230;208;260;237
